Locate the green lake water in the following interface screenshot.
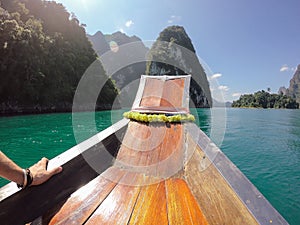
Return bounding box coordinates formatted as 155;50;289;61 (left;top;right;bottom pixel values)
0;108;299;224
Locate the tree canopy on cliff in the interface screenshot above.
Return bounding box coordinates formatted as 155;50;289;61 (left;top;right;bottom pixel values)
232;90;299;109
0;0;119;114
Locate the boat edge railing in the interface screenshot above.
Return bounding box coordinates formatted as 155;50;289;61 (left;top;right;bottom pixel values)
0;118;129;224
186;123;289;225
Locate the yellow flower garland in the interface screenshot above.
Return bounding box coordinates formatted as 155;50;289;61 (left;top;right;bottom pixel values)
123;111;195;123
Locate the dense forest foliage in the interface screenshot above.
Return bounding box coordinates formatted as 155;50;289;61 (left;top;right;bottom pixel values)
232;90;299;109
0;0;119;114
146;26;212;108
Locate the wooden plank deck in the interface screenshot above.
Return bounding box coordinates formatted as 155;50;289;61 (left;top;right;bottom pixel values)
34;169;209;224
48;167;124;224
165;178;209;225
183;133;258;224
32;121;260;224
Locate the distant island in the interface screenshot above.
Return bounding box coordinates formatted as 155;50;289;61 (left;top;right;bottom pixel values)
232;65;300;109
232;90;299;109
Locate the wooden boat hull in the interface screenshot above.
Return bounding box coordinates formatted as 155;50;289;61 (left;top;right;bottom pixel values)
0;75;288;224
0;120;288;224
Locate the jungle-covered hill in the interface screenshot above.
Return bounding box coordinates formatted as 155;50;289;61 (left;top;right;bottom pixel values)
0;0;119;115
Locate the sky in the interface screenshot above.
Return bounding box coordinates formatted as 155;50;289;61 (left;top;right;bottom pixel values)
55;0;300;101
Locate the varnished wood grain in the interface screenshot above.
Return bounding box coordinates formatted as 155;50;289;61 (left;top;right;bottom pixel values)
129;181;168;224
166;178;209;225
137;78;187;113
160;79;184;107
132;106;189;114
183;134;259;225
116;121;151;164
47;167;124;224
85;172;142;225
140;78;164;107
155;123;184;178
115;122;185;180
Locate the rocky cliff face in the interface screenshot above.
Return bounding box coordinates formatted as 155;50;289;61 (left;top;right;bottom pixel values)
87;31;149;107
286;65;300;104
87;31;110;56
146;26;212;108
87;31;144;56
87;28;212;108
278;86;287;95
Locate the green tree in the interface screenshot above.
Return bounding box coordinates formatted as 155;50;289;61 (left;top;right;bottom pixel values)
232;90;299;109
0;0;120;114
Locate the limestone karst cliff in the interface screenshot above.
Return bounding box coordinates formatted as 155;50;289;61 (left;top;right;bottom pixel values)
146;26;212;108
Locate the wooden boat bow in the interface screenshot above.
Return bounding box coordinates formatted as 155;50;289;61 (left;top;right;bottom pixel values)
0;75;288;225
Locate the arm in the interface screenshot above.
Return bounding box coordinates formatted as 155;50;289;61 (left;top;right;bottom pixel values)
0;151;24;185
0;151;62;187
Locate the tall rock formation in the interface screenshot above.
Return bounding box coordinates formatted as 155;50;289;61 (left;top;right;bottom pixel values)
87;31;148;90
286;65;300;104
87;31;110;56
146;26;212;108
278;86;287;95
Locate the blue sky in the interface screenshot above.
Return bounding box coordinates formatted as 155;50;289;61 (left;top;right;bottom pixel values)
55;0;300;101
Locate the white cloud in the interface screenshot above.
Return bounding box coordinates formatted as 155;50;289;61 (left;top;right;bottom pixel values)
232;92;241;97
210;73;222;80
119;28;125;33
280;65;289;72
218;85;229;91
167;15;181;24
125;20;134;28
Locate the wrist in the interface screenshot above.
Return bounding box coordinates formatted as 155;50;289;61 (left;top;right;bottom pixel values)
17;168;33;189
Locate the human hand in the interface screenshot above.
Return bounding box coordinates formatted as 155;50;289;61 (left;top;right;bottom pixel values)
29;157;63;186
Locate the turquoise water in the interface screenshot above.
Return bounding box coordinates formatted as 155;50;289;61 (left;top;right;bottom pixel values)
0;108;299;224
220;109;300;225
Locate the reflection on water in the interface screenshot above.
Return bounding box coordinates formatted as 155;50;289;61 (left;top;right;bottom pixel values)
191;108;211;134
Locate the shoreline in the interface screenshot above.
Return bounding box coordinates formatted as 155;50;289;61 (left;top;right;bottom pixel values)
0;105;122;118
231;106;300;110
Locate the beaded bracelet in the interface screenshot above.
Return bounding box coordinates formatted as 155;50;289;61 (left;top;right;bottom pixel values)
17;168;33;189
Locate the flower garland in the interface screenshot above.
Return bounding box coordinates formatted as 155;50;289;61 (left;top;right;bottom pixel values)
123;111;195;123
